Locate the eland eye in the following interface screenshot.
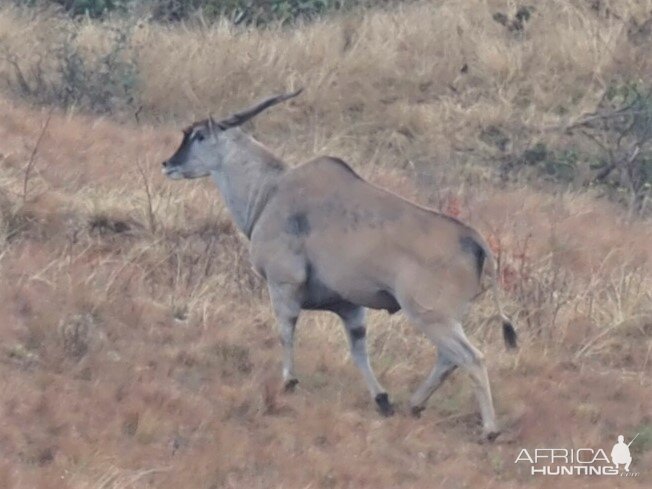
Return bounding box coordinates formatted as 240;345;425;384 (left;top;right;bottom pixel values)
194;132;205;142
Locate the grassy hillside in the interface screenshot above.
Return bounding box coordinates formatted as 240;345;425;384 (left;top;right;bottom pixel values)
2;0;652;209
0;1;651;487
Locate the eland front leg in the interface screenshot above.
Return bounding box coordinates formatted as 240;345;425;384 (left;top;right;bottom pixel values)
335;304;394;416
268;283;302;391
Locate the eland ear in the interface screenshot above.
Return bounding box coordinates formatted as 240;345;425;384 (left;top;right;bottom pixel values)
206;115;223;136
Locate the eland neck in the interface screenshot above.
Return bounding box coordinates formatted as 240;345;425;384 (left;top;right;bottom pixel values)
210;130;286;238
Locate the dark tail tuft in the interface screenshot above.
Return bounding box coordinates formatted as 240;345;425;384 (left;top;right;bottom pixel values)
502;321;518;349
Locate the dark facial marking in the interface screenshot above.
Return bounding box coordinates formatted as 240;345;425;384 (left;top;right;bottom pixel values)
166;130;193;168
460;236;486;278
286;213;311;237
349;326;366;341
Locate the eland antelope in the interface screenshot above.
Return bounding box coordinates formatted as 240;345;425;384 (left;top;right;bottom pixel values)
162;90;517;440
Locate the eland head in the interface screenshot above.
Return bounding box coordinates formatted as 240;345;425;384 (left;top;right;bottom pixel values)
162;88;303;180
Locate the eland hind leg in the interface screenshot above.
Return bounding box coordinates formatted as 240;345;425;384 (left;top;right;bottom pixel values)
415;318;498;439
335;304;394;416
441;321;498;439
409;352;457;418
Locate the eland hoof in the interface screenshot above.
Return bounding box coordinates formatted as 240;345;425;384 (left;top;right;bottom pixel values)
483;429;501;443
283;378;299;392
410;405;425;418
375;393;395;417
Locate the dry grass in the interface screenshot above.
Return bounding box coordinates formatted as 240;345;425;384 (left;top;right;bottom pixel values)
0;1;651;488
2;0;652;173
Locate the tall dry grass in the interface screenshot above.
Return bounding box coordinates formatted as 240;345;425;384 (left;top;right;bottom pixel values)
0;1;651;488
2;0;652;175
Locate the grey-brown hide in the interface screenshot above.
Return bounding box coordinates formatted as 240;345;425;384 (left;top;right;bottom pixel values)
163;91;517;440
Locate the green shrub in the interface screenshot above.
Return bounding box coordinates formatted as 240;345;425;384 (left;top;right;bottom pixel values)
57;0;126;17
15;0;369;23
516;143;578;184
13;0;128;18
506;82;652;214
575;82;652;214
